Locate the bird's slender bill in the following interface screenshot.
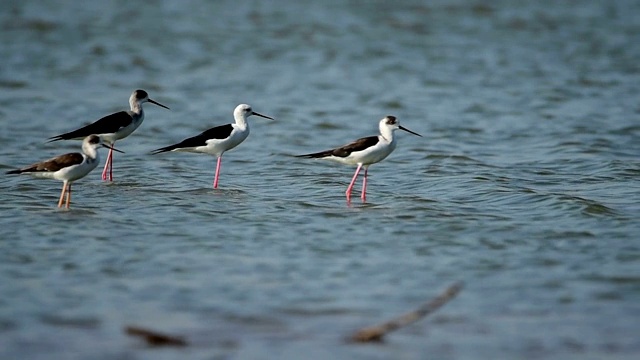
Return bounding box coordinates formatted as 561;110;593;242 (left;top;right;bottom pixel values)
252;112;274;120
149;99;170;110
103;144;125;153
399;125;422;137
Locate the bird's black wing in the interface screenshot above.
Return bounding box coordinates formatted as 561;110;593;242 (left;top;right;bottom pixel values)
151;124;234;154
7;152;84;174
296;136;379;158
48;111;132;142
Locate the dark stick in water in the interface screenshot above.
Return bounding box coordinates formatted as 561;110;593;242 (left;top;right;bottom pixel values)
125;326;188;347
348;282;463;343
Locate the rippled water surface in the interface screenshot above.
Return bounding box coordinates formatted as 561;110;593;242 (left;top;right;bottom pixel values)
1;1;639;359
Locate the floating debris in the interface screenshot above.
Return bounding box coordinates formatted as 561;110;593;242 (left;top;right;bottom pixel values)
349;282;463;343
125;326;188;347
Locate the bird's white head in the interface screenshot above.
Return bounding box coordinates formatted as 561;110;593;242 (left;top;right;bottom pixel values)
234;104;275;123
84;135;103;150
83;135;124;155
130;89;170;110
379;116;422;139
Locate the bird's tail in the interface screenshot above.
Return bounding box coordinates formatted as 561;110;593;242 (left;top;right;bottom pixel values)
294;149;334;159
47;128;85;143
6;169;23;174
46;135;65;143
150;144;179;155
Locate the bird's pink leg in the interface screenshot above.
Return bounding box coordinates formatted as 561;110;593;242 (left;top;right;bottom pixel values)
65;183;71;209
345;164;363;201
361;167;368;202
109;149;113;181
213;156;222;189
102;146;114;181
57;182;68;208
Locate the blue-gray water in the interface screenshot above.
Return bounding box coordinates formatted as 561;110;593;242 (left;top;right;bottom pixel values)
1;1;639;359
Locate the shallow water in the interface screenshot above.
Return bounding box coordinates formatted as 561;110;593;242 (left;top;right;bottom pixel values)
1;1;639;359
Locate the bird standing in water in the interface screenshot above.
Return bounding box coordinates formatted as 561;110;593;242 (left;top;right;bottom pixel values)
296;116;421;202
151;104;274;189
48;89;169;181
7;135;123;208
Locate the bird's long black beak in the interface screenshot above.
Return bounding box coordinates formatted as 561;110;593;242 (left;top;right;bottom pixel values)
252;111;275;120
149;99;170;110
399;125;422;137
102;144;125;153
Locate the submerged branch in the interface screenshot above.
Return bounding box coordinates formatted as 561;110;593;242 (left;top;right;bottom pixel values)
349;282;463;343
125;326;188;347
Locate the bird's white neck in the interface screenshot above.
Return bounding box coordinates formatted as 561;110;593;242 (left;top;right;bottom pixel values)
380;125;396;143
130;97;143;115
83;144;100;161
234;115;249;130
